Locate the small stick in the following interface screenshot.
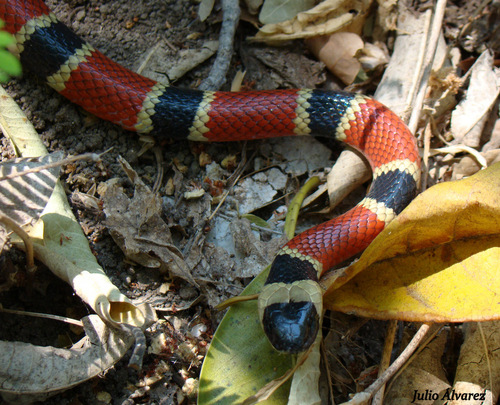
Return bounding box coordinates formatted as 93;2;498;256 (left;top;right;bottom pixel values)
199;0;240;91
0;149;111;182
343;323;431;405
0;305;84;327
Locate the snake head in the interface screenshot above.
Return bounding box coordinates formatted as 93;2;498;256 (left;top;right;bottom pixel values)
262;300;319;353
258;280;323;354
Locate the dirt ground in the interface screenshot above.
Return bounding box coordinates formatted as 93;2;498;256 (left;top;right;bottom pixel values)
0;0;498;404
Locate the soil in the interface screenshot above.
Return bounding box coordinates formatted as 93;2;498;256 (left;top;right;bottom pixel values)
0;0;498;404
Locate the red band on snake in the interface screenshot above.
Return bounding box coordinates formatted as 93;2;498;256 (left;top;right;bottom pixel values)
1;0;421;353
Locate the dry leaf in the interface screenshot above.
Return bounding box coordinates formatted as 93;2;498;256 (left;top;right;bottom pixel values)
374;0;398;34
323;162;500;322
452;148;500;180
0;315;135;403
385;331;451;404
252;0;371;41
259;0;316;24
245;0;264;14
0;152;62;226
306;32;363;84
198;0;215;21
357;42;389;71
452;322;500;402
102;157;197;286
451;50;500;147
0;85;148;328
288;331;322;405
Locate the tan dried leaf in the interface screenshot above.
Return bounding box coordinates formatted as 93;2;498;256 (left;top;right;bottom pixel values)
252;0;371;41
451;50;500;147
259;0;316;24
306;32;363;84
0;315;134;402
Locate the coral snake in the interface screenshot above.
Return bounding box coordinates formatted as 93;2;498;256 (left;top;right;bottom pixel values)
1;0;420;353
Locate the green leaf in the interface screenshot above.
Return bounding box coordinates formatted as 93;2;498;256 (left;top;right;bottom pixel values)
242;213;271;228
0;31;14;47
0;49;22;76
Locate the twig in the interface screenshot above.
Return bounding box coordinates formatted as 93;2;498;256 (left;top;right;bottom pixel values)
198;0;240;90
0;149;110;182
0;305;84;327
407;0;448;134
386;324;443;394
372;320;398;405
343;323;431;405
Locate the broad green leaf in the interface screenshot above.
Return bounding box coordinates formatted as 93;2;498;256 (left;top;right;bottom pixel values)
323;162;500;322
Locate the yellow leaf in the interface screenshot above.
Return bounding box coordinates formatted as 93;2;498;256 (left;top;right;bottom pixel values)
323;162;500;322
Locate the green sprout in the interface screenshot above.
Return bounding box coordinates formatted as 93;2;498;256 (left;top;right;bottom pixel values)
0;21;22;82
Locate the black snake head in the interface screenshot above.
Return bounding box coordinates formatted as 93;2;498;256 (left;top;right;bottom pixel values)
262;301;319;353
258;279;323;354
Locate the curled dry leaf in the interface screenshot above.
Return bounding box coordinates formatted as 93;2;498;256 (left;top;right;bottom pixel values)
0;85;148;328
287;331;322;405
251;0;371;41
452;148;500;180
357;42;389;71
0;315;135;403
306;32;363;84
323;162;500;323
101;156;197;286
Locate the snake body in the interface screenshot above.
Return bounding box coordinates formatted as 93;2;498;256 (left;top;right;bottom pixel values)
1;0;420;353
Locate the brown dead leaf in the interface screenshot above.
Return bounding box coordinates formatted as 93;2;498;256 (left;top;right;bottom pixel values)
385;331;451;403
101;157;197;286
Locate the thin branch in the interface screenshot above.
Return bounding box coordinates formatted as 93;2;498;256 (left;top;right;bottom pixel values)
343;323;431;405
199;0;240;90
0;149;111;182
0;306;84;327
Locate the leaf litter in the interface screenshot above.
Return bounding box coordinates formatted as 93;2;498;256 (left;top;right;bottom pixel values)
1;0;499;403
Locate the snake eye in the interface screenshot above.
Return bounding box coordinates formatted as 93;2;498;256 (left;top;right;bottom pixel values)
262;301;319;353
